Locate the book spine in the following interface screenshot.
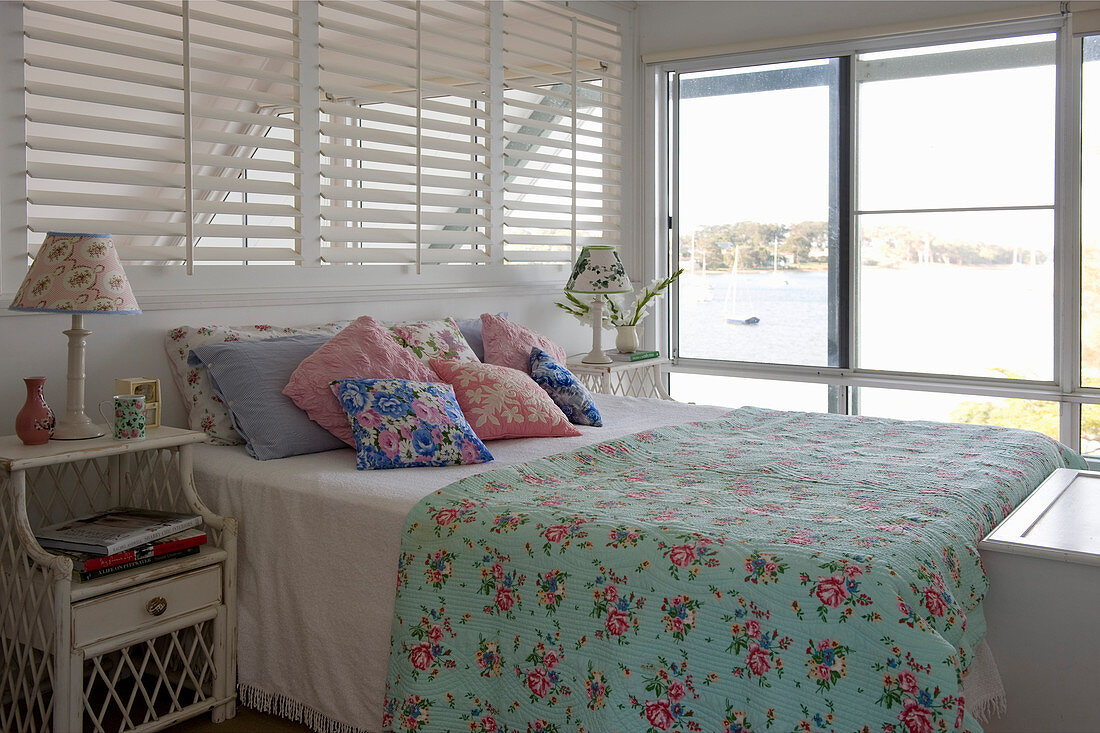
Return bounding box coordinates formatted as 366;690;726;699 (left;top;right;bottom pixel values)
102;515;204;555
82;533;208;572
629;351;660;361
78;546;201;581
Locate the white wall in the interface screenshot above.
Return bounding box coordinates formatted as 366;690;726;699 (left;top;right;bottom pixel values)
637;0;1045;58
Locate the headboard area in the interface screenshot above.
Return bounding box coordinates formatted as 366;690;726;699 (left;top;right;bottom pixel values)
0;291;582;432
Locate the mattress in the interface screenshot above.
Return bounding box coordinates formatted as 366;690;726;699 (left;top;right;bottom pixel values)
193;395;731;732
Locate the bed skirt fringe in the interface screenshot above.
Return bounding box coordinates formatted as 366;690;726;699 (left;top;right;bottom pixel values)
962;639;1008;724
971;694;1008;724
239;684;372;733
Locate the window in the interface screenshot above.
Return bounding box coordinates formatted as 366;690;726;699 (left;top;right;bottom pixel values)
856;36;1055;380
660;17;1100;456
675;59;841;369
1082;34;1100;453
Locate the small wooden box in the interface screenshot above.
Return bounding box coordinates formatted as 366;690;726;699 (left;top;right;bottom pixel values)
114;377;161;428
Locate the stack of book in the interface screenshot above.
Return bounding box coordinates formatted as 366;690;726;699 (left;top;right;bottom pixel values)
610;350;661;362
35;507;207;581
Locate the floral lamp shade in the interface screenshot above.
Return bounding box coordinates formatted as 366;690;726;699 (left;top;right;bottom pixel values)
564;245;632;295
9;232;140;314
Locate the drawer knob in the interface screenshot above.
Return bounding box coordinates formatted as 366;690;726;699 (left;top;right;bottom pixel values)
146;596;168;617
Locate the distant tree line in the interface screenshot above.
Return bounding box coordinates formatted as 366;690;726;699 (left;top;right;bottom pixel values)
680;221;1049;271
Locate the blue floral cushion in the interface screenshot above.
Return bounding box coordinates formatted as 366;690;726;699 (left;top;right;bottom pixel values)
330;378;493;470
528;347;603;427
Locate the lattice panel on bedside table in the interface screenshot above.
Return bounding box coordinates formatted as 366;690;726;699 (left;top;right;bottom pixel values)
25;458;113;530
121;449;184;515
1;474;58;733
575;372;603;394
609;368;662;398
82;620;216;733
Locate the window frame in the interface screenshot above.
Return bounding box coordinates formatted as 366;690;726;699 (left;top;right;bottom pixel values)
653;13;1100;459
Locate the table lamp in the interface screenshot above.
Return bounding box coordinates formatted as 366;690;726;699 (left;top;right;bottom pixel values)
565;245;632;364
9;233;141;440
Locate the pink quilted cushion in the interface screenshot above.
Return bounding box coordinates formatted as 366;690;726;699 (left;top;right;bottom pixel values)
284;316;438;446
481;313;567;373
430;359;581;441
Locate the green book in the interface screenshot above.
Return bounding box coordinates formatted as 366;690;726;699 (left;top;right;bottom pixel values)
609;350;660;362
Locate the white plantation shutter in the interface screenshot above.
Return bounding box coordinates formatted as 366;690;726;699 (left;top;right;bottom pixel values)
21;0;623;276
502;1;623;263
24;1;187;258
187;1;302;265
318;0;492;268
24;0;302;268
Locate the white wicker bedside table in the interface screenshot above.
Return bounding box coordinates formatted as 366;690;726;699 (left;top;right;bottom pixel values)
0;427;238;733
566;356;672;400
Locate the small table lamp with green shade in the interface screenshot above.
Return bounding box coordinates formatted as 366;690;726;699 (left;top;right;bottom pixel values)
565;245;633;364
9;232;141;440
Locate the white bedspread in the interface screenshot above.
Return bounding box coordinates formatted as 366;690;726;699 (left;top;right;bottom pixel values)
193;395;730;733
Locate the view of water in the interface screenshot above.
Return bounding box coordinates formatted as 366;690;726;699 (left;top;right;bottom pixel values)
673;264;1058;434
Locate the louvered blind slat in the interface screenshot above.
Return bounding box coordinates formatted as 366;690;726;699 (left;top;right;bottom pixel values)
184;0;302;258
502;0;622;264
319;0;491;268
25;0;304;265
24;0;621;272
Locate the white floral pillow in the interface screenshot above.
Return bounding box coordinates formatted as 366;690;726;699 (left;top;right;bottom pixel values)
389;318;479;364
165;321;351;444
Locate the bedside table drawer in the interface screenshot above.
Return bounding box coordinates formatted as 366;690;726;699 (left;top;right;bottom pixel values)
71;565;222;648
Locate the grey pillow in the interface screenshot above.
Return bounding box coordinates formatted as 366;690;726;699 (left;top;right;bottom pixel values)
456;312;507;361
188;334;346;461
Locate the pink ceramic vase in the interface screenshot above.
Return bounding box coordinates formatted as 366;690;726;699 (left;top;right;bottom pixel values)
15;377;55;446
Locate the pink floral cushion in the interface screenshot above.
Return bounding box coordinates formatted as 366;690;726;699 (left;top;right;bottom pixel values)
430;359;581;441
480;313;567;373
284;316;438;446
389;318;479;364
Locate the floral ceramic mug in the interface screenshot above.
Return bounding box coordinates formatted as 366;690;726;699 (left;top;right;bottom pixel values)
98;394;146;440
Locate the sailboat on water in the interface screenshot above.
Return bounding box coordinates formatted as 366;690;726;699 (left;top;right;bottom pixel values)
724;246;760;325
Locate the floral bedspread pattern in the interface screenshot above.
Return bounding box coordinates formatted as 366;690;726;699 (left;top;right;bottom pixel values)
384;408;1083;733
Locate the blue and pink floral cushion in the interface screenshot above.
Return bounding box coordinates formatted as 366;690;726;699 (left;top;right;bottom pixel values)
528;347;603;427
330;378;493;470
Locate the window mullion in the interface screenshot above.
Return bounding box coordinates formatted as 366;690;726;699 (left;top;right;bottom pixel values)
488;1;504;267
182;0;194;275
830;54;854;414
667;69;681;361
1058;24;1084;446
298;0;322;268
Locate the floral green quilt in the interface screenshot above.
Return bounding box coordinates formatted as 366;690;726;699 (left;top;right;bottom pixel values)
384;407;1084;733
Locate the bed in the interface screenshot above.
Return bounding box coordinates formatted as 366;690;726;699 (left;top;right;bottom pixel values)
191;394;1082;733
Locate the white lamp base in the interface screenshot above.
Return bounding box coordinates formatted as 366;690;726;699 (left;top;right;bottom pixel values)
581;350;613;365
52;314;104;440
53;417;104;441
580;297;612;364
